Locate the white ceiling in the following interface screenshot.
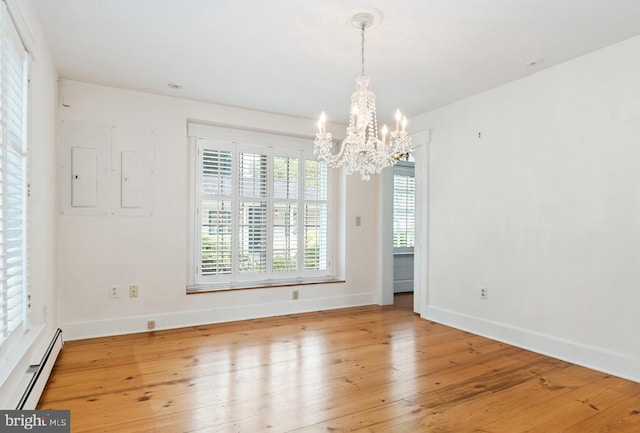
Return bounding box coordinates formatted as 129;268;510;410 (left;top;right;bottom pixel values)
32;0;640;124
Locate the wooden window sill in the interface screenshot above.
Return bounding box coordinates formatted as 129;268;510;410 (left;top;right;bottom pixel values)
187;277;345;294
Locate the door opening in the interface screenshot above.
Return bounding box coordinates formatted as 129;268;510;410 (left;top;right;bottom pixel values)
392;161;415;296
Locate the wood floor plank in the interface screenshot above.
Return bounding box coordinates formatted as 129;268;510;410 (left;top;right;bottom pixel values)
38;296;640;432
561;392;640;433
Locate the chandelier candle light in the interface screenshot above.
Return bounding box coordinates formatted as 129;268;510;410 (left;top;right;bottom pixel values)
314;8;411;181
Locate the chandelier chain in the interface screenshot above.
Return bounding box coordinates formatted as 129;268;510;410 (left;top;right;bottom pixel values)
360;22;366;77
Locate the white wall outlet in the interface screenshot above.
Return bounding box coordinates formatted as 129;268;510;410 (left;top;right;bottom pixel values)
109;285;119;298
147;320;155;329
480;287;488;300
292;290;299;300
129;284;139;298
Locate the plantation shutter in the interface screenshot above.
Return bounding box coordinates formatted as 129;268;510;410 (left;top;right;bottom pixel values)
303;159;328;271
393;163;415;248
272;155;298;274
1;1;29;347
237;150;268;276
200;146;233;277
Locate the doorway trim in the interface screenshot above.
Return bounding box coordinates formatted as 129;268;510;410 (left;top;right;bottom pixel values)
378;129;431;316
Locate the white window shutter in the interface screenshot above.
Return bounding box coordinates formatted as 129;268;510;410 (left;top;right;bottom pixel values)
272;155;298;274
303;160;328;271
393;164;416;248
237;149;268;277
1;1;29;348
200;147;233;277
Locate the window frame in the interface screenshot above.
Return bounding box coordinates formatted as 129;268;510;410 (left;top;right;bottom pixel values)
187;125;336;292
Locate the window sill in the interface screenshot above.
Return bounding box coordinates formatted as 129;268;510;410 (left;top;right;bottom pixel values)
186;276;345;294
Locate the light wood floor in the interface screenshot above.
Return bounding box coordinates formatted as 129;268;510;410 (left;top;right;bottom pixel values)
38;294;640;432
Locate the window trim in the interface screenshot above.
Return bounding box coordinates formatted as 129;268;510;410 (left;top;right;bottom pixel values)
187;124;337;293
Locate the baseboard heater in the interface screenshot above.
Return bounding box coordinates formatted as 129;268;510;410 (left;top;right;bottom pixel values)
16;328;63;410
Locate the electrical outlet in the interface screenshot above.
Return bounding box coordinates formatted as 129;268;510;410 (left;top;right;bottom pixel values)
109;285;119;298
480;287;488;300
292;290;299;300
147;320;155;330
129;284;139;298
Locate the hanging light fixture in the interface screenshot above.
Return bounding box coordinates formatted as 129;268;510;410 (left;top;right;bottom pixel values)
314;9;411;181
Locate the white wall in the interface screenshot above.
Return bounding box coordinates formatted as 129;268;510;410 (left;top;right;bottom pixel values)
0;0;59;409
56;80;380;340
421;35;640;382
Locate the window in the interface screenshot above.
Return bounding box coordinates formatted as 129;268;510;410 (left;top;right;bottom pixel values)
393;162;415;249
0;1;29;350
190;131;332;290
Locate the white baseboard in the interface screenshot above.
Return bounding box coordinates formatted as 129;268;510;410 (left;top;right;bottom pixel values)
0;325;55;410
17;328;63;409
424;306;640;384
61;293;373;341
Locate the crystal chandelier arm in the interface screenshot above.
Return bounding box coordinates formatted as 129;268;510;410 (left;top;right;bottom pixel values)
314;133;349;167
315;111;350;166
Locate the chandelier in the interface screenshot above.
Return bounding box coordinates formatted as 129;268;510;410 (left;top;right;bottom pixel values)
314;9;411;181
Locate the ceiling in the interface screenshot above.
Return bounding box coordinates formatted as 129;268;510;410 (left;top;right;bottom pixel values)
32;0;640;125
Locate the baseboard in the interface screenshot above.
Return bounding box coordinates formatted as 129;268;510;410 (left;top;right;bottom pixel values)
61;293;374;341
424;306;640;384
17;328;63;409
0;325;56;410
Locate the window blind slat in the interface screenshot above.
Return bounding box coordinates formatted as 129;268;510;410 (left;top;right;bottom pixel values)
202;149;232;197
239;152;267;199
273;156;298;200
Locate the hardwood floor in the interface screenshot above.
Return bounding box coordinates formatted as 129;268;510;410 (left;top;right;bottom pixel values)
38;296;640;432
